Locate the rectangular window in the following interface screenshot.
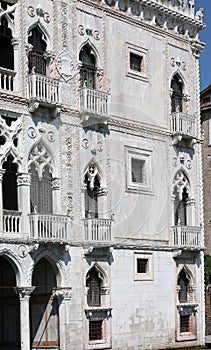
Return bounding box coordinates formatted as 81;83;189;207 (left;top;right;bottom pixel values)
126;147;152;193
130;53;143;72
89;320;103;341
137;258;148;273
134;252;153;281
126;43;148;82
180;314;191;333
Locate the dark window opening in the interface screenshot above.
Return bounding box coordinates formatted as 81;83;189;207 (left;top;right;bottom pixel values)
3;155;18;211
86;268;102;307
85;172;100;219
171;74;183;113
0;15;14;70
130;53;143;72
89;320;103;341
29;164;52;214
30;258;59;347
131;158;145;184
174;187;188;226
0;257;20;350
178;270;189;303
180;314;191;333
79;45;96;89
137;258;148;273
28;27;47;75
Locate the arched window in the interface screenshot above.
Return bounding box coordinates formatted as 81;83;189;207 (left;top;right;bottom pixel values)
171;74;183;112
0;257;20;350
84;164;101;218
28;26;47;75
79;45;96;89
29;164;52;214
0;14;14;70
28;143;53;214
86;267;103;306
173;171;190;226
3;155;18;211
178;269;189;303
30;258;59;347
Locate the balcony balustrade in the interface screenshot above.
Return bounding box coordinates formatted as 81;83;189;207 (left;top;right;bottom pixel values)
29;214;70;240
84;218;112;242
28;73;61;110
3;210;22;234
173;226;201;248
79;87;110;124
171;112;197;145
0;67;16;92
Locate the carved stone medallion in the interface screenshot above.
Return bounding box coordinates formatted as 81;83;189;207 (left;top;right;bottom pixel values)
56;50;76;82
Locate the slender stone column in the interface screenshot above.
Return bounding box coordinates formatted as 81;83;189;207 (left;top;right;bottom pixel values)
11;38;19;92
17;173;31;234
15;287;35;350
51;178;61;214
0;169;5;231
53;288;72;350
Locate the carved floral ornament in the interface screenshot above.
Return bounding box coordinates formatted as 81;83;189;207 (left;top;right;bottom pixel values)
27;5;51;23
170;57;186;71
78;25;100;40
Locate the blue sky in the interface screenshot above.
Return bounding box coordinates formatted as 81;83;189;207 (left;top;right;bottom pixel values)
195;0;211;90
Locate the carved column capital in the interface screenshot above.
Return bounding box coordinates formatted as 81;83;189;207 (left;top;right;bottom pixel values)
14;286;35;301
53;287;72;301
17;173;31;186
0;169;5;182
51;178;61;191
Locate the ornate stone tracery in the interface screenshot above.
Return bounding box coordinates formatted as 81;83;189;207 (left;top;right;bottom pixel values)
28;142;53;178
173;170;190;200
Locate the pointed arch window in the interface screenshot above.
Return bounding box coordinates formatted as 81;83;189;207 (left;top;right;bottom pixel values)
86;267;103;306
0;12;14;71
28;143;53;214
28;26;47;75
79;45;96;89
2;155;18;211
171;74;183;112
173;171;190;226
178;269;189;303
84;164;101;218
30;164;52;214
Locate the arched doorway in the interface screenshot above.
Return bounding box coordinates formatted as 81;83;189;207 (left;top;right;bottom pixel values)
30;258;59;348
0;257;20;350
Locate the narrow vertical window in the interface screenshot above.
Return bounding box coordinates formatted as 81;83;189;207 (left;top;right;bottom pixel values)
171;74;183;112
79;45;96;89
130;53;143;72
86;268;102;306
28;26;47;75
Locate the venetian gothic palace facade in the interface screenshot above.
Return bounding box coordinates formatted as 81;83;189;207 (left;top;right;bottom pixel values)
0;0;205;349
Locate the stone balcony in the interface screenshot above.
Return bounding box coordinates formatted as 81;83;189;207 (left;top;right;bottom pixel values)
79;87;110;125
171;112;197;145
173;225;201;249
0;67;16;92
28;73;61;115
1;210;71;242
83;218;112;243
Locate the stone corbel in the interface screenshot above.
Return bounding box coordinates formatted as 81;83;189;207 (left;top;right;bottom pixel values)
29;243;39;253
172;134;182;145
50;105;61;119
29;100;39;113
